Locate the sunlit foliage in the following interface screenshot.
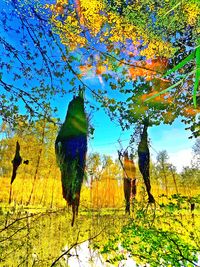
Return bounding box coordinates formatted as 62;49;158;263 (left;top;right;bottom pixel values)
46;0;199;138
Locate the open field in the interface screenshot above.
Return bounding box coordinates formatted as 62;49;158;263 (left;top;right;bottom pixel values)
0;175;200;267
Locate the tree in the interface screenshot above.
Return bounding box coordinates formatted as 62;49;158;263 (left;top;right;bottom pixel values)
1;0;199;132
0;118;59;205
155;150;180;195
48;0;199;122
192;138;200;168
0;0;72;127
179;138;200;188
180;166;200;187
88;153;123;208
1;0;199;130
46;0;199;202
156;150;170;196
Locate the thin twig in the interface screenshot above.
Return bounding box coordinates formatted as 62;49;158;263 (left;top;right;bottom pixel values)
50;227;105;266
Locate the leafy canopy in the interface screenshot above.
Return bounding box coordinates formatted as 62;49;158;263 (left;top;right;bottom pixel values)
47;0;199;134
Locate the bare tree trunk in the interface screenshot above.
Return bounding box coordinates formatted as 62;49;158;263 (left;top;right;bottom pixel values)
96;180;99;209
162;164;168;196
40;163;53;205
169;165;178;194
27;148;42;205
108;173;111;207
90;176;93;209
27;119;46;205
26;212;31;266
50;173;56;208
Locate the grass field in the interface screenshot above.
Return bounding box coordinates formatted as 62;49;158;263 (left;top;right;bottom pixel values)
0;177;200;267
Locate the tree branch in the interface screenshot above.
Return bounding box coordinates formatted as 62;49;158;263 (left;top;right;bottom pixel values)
50;227;105;267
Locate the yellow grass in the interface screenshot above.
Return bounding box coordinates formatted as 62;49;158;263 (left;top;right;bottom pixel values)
0;173;198;211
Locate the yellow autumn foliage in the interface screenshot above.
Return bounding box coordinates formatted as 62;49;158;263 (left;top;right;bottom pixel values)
183;3;200;26
47;0;179;59
79;0;107;35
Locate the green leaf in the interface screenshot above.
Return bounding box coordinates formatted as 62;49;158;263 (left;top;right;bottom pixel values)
144;79;183;102
145;69;196;102
163;51;195;77
193;45;200;108
163;1;182;17
193;69;200;108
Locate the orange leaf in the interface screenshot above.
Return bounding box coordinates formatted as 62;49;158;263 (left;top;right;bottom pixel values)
55;3;64;14
96;65;107;75
184;108;199;116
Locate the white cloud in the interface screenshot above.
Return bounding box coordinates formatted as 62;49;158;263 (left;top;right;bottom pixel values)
167;148;193;173
148;121;195;155
150;148;193;173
